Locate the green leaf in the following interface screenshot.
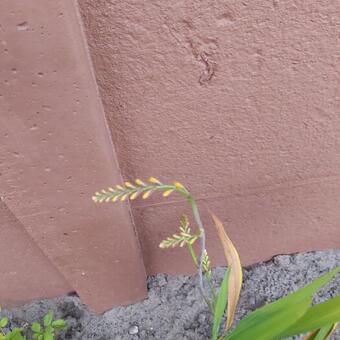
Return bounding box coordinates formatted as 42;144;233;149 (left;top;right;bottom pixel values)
225;267;340;340
5;328;25;340
43;329;54;340
211;268;230;340
51;319;67;330
304;323;337;340
0;318;8;328
279;296;340;338
230;296;311;340
45;325;53;334
31;322;42;334
43;312;53;327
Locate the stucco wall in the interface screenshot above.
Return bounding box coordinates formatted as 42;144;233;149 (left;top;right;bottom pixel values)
79;0;340;274
1;0;146;312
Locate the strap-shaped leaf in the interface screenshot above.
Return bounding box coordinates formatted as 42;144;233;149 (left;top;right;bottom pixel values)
211;213;242;331
228;297;311;340
225;267;340;340
303;323;338;340
211;268;230;340
279;296;340;338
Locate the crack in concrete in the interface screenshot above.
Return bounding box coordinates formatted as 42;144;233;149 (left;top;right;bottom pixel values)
164;19;217;85
197;51;216;85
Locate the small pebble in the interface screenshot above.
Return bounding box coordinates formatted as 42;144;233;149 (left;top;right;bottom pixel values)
128;325;139;335
198;313;206;323
157;275;167;287
273;255;291;267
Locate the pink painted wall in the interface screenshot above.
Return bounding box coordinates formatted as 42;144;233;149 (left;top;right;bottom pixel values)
79;0;340;273
1;0;146;312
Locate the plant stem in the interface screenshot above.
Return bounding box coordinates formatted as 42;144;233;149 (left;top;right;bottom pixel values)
176;188;212;310
186;243;212;310
187;243;199;267
188;243;217;308
189;197;206;295
206;276;217;307
173;187;220;313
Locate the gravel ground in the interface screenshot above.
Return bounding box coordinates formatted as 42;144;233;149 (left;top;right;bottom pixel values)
1;249;339;340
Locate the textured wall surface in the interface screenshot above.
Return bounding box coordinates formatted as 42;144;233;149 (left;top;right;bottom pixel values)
79;0;340;274
0;0;146;312
0;200;71;305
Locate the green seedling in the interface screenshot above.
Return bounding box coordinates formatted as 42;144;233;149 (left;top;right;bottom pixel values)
0;315;25;340
31;311;67;340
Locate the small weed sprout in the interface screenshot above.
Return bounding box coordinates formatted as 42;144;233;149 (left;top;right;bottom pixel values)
0;310;67;340
31;311;67;340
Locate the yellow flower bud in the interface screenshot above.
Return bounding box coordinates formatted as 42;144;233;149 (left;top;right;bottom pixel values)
142;190;152;199
135;179;146;186
174;181;185;190
120;193;129;201
148;177;161;184
130;191;139;200
163;189;174;197
125;181;135;189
